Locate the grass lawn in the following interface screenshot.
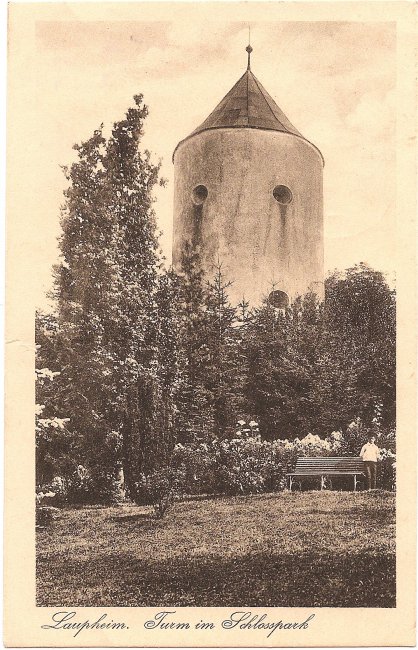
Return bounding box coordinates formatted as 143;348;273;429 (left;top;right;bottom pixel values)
37;490;395;607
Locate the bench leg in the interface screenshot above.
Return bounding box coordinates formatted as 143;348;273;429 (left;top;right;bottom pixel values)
289;476;293;492
321;475;325;490
354;475;357;492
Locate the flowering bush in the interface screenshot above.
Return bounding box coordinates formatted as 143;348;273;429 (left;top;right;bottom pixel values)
172;433;283;496
36;475;68;506
35;484;62;527
215;435;282;495
171;429;332;497
379;448;396;491
171;420;395;495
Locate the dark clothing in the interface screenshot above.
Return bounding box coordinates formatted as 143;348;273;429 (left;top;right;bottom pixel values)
364;461;377;490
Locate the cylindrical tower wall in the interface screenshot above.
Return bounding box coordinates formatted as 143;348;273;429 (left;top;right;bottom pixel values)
173;128;324;306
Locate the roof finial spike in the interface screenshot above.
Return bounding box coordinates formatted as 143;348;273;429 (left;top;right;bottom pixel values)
246;26;253;70
246;43;253;71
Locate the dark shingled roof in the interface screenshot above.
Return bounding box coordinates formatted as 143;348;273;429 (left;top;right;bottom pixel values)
190;69;303;138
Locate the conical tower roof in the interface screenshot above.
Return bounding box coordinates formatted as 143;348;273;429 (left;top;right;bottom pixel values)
173;48;323;163
189;68;303;138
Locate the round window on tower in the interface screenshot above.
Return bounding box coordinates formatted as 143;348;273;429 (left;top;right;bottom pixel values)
192;185;208;205
273;185;293;205
268;290;289;309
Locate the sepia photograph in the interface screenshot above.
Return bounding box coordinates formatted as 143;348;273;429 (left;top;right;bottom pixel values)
33;16;397;609
4;2;416;647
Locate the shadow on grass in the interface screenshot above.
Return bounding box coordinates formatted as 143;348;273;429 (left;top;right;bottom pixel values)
37;550;395;608
109;512;154;523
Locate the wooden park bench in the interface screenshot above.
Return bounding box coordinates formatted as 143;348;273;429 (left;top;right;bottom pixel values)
287;457;366;492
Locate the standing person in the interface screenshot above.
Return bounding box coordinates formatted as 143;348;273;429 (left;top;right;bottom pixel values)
360;435;380;490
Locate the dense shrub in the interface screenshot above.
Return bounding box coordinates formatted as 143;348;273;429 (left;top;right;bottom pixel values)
35;491;61;527
138;467;185;518
65;465;122;505
36;507;54;527
38;465;123;507
37;419;395;506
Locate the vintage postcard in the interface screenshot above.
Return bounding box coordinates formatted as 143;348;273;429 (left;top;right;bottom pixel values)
4;1;417;647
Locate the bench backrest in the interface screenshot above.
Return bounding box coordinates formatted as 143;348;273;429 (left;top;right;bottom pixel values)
294;456;365;474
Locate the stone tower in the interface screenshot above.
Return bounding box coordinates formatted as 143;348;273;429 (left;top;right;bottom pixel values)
172;46;324;307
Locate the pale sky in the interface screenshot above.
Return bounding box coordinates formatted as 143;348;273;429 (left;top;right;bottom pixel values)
10;10;397;308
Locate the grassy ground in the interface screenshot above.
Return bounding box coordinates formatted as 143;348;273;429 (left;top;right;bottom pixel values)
37;490;395;607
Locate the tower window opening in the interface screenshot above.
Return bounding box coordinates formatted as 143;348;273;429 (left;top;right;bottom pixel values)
192;185;208;205
268;290;289;309
273;185;292;205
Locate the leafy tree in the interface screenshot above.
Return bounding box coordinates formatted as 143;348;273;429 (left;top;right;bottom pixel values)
243;291;321;439
49;95;175;503
242;265;395;440
323;263;396;430
35;311;74;484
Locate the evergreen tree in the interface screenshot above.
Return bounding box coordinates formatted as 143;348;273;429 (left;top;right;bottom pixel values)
174;243;215;442
102;96;165;499
243;296;298;439
204;265;240;437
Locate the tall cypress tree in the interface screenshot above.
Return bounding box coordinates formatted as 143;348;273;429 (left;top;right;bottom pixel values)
243;298;291;438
